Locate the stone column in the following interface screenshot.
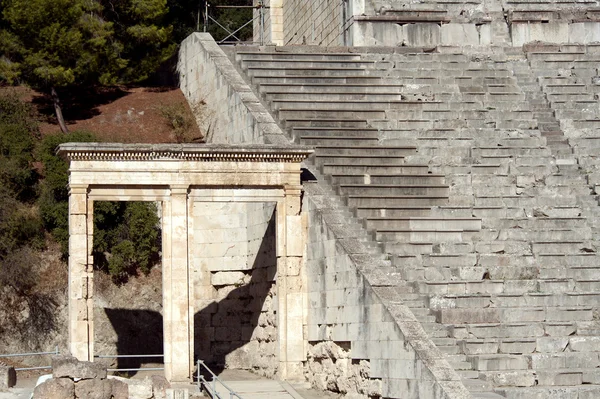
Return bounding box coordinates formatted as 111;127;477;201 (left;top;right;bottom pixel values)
276;185;306;380
68;185;94;361
162;186;193;382
270;0;284;45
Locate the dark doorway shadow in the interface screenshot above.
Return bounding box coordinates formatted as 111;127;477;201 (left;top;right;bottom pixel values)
104;308;164;373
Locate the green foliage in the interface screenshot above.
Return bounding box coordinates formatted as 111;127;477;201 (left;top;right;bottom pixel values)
0;0;176;90
158;102;197;142
0;93;44;291
93;201;161;282
0;92;39;200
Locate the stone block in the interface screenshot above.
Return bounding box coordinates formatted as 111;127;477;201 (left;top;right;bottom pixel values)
33;377;75;399
52;356;107;380
569;336;600;352
108;377;129;399
151;375;171;399
0;365;16;389
211;271;247;286
74;378;113;399
166;388;190;399
127;377;154;399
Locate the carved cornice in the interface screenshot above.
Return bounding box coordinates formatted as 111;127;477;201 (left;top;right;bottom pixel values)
57;143;313;163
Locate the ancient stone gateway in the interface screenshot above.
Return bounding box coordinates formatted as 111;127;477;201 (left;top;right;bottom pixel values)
59;143;312;383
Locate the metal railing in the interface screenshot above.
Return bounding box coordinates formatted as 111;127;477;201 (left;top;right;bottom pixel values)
202;1;269;45
196;359;243;399
0;347;59;371
94;354;164;372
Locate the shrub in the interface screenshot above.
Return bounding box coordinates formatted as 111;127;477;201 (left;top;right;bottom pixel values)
0;92;39;201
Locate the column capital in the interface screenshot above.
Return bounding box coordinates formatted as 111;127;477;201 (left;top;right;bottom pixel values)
69;185;89;195
284;185;303;195
170;185;190;196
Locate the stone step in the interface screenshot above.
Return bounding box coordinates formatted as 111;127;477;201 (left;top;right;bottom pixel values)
258;82;407;93
251;75;390;85
366;217;481;231
375;229;465;242
338;184;449;197
235;51;363;61
245;66;387;77
355;206;434;218
285;118;371;129
293;126;379;137
472;147;552;157
447;322;585;339
328;173;446;185
315;145;417;156
435;306;593;324
321;164;430;175
301;136;380;146
279;108;386;120
494;384;600;399
241;59;378;70
437;292;600;310
531;241;592;254
268;92;407;101
456;337;600;356
346;194;449;208
315;154;410;165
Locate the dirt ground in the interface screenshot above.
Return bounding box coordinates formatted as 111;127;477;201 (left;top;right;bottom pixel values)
2;85;202;143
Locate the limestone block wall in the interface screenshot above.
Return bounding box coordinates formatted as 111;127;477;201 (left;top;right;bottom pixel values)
192;202;278;377
282;0;343;46
178;33;288;146
352;22;493;47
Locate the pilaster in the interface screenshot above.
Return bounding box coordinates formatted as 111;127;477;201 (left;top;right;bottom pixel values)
277;185;306;380
68;185;93;361
162;186;193;382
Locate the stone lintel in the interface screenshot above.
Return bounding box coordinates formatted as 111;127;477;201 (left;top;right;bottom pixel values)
57;143;313;163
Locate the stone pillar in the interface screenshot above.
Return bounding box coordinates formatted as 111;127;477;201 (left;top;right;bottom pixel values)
68;185;94;361
162;186;193;382
270;0;284;45
276;185;306;380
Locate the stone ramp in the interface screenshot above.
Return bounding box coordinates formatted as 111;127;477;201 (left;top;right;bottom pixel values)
202;370;332;399
208;380;296;399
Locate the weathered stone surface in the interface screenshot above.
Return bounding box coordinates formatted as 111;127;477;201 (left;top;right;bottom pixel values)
151;375;171;399
74;378;112;399
127;377;154;399
0;365;16;389
109;377;129;399
33;377;75;399
52;356;107;380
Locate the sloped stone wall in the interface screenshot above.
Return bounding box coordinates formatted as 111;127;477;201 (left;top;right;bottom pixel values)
178;33;288;146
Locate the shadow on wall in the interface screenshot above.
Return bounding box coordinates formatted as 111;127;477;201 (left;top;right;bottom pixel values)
195;209;278;376
104;211;277;376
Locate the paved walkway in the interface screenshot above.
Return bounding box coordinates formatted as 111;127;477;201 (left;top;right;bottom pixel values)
205;370;342;399
0;369;341;399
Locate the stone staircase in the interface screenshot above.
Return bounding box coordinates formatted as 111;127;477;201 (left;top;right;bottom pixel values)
227;46;600;398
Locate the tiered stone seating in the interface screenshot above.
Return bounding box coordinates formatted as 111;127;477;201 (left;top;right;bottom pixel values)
526;45;600;199
230;46;600;398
